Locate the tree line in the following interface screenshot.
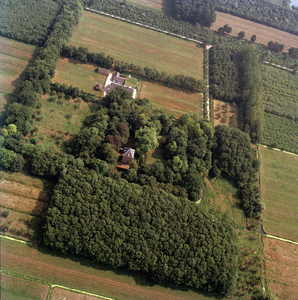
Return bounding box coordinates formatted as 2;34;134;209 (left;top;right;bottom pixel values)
62;45;206;92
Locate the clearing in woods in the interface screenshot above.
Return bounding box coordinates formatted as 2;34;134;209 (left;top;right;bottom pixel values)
213;99;239;128
211;11;298;52
30;93;96;151
202;177;265;297
0;36;37;111
1;237;217;300
264;237;298;300
259;146;298;242
52;57;108;96
68;11;204;80
139;80;202;117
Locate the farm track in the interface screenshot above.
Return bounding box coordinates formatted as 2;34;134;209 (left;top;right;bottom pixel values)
1;250;192;300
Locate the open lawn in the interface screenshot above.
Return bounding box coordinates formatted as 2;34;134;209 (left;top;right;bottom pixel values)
211;11;298;52
202;178;264;298
140;80;202;117
52;57;108;96
68;11;203;80
31;94;96;151
264;238;298;299
1;237;217;300
0;36;37;111
260;146;298;241
213;99;239;128
1;272;50;300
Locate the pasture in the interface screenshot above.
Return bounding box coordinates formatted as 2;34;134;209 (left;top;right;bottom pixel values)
52;57;107;96
68;11;203;80
0;36;36;111
1;237;217;300
211;11;298;52
126;0;163;10
31;94;95;151
139;80;202;117
1;272;50;300
259;146;298;241
264;238;298;299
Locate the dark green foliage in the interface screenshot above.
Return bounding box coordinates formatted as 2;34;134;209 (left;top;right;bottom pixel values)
239;45;263;144
289;47;298;58
211;125;261;217
238;31;245;39
268;41;284;53
99;143;119;165
44;167;238;295
169;0;216;26
0;0;60;45
251;34;257;43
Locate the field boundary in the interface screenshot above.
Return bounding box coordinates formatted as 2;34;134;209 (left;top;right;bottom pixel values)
265;234;298;245
263;61;294;72
258;144;298;157
85;7;204;45
0;234;32;245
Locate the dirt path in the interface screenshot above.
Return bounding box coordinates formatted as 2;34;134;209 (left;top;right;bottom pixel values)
1;251;192;300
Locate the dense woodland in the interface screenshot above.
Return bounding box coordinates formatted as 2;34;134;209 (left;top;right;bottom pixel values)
0;0;60;45
0;0;296;298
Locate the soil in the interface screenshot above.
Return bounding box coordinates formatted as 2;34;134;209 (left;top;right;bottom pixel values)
50;287;106;300
213;99;238;128
211;11;298;52
264;237;298;299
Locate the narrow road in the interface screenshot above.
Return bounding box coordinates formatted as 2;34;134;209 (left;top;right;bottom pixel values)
205;45;212;121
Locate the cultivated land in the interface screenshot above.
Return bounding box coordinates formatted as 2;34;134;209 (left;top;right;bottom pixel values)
1;272;50;300
140;80;202;117
68;11;203;80
0;36;36;111
213;99;239;128
211;11;298;52
264;238;298;300
259;146;298;242
1;238;218;300
31;94;95;150
52;57;107;96
50;287;106;300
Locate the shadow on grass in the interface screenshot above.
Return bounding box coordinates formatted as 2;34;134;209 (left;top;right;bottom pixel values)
35;244;222;299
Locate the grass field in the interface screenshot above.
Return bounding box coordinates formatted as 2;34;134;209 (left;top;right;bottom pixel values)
0;36;37;112
30;93;96;151
1;272;50;300
140;80;202;117
1;237;218;300
259;146;298;241
202;177;265;298
52;57;107;96
264;237;298;300
68;11;203;80
211;11;298;52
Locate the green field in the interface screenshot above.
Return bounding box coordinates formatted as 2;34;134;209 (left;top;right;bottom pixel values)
260;146;298;242
1;237;217;300
30;94;95;151
68;11;203;80
139;80;202;117
0;36;36;112
52;57;107;96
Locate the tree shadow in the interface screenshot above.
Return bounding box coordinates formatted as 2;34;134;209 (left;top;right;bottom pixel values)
161;0;174;16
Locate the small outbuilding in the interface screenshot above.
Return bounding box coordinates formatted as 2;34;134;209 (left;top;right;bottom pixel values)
117;147;135;170
98;68;110;76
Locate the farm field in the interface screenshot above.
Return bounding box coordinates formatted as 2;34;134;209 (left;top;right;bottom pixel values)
30;93;95;150
68;11;203;80
211;11;298;52
127;0;163;10
0;36;36;111
139;80;202;117
1;272;50;300
213;99;238;128
0;237;218;300
259;146;298;242
52;57;107;96
264;238;298;300
50;287;106;300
